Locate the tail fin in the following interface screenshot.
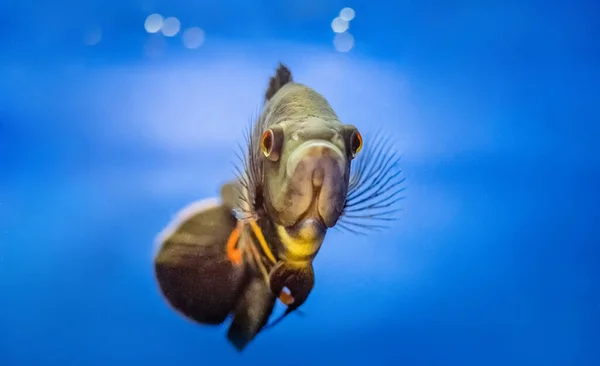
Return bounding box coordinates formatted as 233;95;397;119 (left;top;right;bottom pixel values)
154;198;278;351
265;62;293;102
154;199;246;325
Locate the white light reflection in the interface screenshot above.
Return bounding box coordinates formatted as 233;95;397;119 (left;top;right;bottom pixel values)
182;27;205;49
144;13;163;33
331;17;349;33
339;7;356;21
333;32;354;52
161;17;181;37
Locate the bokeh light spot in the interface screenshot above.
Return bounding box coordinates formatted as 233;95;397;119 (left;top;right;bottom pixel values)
144;13;163;33
331;17;349;33
333;32;354;52
182;27;206;49
340;7;356;21
161;17;181;37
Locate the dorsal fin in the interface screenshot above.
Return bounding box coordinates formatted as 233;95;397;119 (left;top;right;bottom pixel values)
265;62;293;102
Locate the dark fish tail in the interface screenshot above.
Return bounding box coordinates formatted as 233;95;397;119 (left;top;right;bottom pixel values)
153;193;283;351
154;200;247;325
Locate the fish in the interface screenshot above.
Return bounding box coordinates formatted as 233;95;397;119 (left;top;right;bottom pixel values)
153;63;406;351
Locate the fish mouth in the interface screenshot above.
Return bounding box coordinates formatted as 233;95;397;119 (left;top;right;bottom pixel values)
284;140;346;227
278;157;339;263
273;139;347;262
285;194;328;242
285;154;338;237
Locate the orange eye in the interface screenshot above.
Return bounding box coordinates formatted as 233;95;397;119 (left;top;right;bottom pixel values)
261;129;273;156
350;130;363;158
261;127;282;161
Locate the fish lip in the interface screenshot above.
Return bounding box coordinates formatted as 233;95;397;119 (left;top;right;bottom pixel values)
266;139;345;228
287;184;328;231
280;191;338;230
289;216;326;232
282;140;346;228
286;140;345;180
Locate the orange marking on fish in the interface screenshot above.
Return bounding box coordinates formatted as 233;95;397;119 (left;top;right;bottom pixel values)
226;223;242;265
279;289;294;306
235;218;292;305
248;219;277;264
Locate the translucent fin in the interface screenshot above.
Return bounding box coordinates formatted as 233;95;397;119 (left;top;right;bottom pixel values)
154;199;247;325
227;276;276;351
220;180;244;212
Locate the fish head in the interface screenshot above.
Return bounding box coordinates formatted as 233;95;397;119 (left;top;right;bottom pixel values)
259;117;363;262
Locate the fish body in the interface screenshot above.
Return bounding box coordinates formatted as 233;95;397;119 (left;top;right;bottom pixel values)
154;64;405;350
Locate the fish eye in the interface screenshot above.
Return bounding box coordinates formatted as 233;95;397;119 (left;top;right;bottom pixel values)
350;130;363;158
261;126;283;161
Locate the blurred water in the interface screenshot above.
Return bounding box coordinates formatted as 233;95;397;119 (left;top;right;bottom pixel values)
1;1;599;365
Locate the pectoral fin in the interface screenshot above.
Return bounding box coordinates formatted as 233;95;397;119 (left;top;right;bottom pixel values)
227;276;276;351
269;261;315;311
220;180;244;212
154;199;246;325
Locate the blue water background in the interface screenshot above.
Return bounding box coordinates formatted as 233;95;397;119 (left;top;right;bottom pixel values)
1;1;599;365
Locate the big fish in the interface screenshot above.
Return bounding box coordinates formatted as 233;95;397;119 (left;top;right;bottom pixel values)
153;63;405;351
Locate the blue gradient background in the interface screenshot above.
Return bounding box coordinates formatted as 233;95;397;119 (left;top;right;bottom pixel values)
1;1;599;365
